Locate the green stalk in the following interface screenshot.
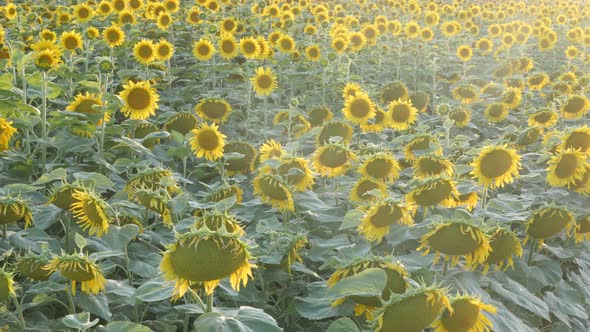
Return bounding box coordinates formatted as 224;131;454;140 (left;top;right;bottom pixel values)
65;287;76;314
11;295;25;330
527;240;537;265
206;292;213;313
2;224;6;240
41;71;48;173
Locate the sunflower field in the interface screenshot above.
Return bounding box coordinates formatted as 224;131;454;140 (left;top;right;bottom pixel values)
1;0;590;331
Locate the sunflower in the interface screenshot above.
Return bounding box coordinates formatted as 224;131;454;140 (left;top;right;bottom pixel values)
112;0;126;11
518;126;542;148
256;37;272;60
347;32;366;52
103;25;125;48
307;106;333;127
239;37;260;59
331;37;348;54
252;173;294;211
305;44;321;61
40;29;57;42
277;34;296;53
73;3;94;23
525;206;574;248
562;127;590;153
156;11;173;30
528;109;558;128
570;166;590;195
35;49;61;70
273;112;311;138
404;134;443;161
190;123;226;161
386;98;418;131
207;184;244;204
312;144;356;178
546;149;587;187
316;120;354;146
60;31;83;52
118;10;135;25
0;269;15;301
380;81;410;104
349;177;387;203
86;27;100;40
374;286;452;332
361;107;387;133
342;91;375;125
134;187;174;227
470;145;521;189
561;95;590;119
414;156;454;178
186;6;202;24
0;118;17;151
575;215;590;242
195;98;232;123
451;84;479;104
527;73;550;91
223;142;257;176
0;197;32;228
358;200;414;243
410;91;430;113
482;228;523;274
475;38;493;54
16;252;52;281
119;81;159;120
70;190;110;237
502;87;522;109
449;108;471;128
358;153;400;183
125;168;178;197
261;157;315;192
259;139;285;163
342;82;364;99
219;35;239;59
133;39;156;65
251;67;278;96
131;122;159;149
47;253;106;296
329;257;409;318
160;229;254;299
433;295;496;332
195;210;243;235
484;103;509;123
456;45;473;61
66;92;108;126
193;38;215;61
453;192;479;212
155;39;174;61
406;177;459;209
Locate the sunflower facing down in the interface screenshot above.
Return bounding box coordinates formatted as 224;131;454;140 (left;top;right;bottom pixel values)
574;215;590;242
194;210;244;235
190;123;226;161
546;149;588;188
404;134;443;161
134;187;174;228
374;285;452;332
207;184;244;204
453;192;479;212
160;229;255;298
253;173;295;211
482;227;523;274
562;126;590;153
561;95;590;119
0;118;17;151
164;112;198;135
433;295;496;332
349;177;387;203
380;81;410;104
359;153;400;183
119;80;159;120
312;144;357;178
0;196;32;228
70;190;110;237
195;98;233;123
406;177;460;209
0;268;15;301
470;145;521;189
260;157;315;192
358;200;414;243
418;221;491;269
47;252;106;295
451;84;479;104
414;155;454;178
224;141;257;176
66;92;108;126
258;139;284;162
525;206;575;248
316;120;354;146
251;67;278;96
528;109;558;128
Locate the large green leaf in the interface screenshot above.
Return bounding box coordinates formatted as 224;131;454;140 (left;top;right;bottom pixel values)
193;307;282;332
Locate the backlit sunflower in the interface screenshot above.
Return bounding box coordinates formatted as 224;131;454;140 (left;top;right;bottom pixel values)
253;173;295;211
562;127;590;153
190;123;226;161
60;31;83;52
193;38;215;61
451;84;479;104
470;145;521;189
251;67;278;96
103;25;125;48
482;227;523;274
406;177;459;209
328;257;409;319
374;286;452;332
528;109;558;128
358;200;414;243
561;94;590;119
418;221;491;268
433;295;496;332
546;149;587;187
119;80;159;120
70;190;110;237
380;81;410;104
48;252;106;298
525;206;574;248
484;103;509;123
160;229;255;299
312;144;356;177
66;92;108;126
239;37;260;59
0;118;17;151
219;35;239;59
342;91;375;125
359;153;400;183
133;39;156;65
386;98;418;131
0;196;32;228
449;108;471;128
164;112;198;135
414;156;454;178
195;98;233;123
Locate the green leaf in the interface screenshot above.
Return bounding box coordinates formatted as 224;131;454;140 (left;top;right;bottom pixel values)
73;172;115;190
62;312;99;331
99;321;153;332
33;168;67;185
327;268;387;301
130;278;173;303
338;209;363;230
76;293;112;321
193;306;282;332
75;233;87;250
327;318;360;332
488;276;550;320
27;281;66;294
101;225;139;252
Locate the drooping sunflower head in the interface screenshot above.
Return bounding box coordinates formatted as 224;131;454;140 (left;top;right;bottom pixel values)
410;91;430;113
316;120;354;146
433;295;496;332
0;118;17;151
190;123;226;161
516;127;542;149
374;285;452;332
448;108;471;128
453;191;479;212
418;221;491;268
207;184;243;204
0;268;16;301
119;80;159;120
470;145;521;189
16;251;52;281
224;141;257;176
528;109;558;128
546;148;588;188
349;177;387;204
359;153;400;183
451;84;480;104
125;167;178;197
194;210;244;235
160;229;255;298
561;95;590;119
562;126;590;153
273;112;311;138
380;81;410;104
163;112;198;135
342;91;375;125
501;86;522;109
131;122;159;149
307;106;333;127
525;206;575;247
386;98;418;131
259;139;284;162
48;182;85;210
358;199;414;243
0;196;32;228
66;92;108;126
48;252;106;296
194;98;233;123
574;215;590;242
482;227;523;274
251;66;278;96
70;189;110;237
253;173;295;211
270;157;315;192
404;134;442;161
414;155;454;179
406;177;459;208
483;103;509;124
527;72;550;91
312;144;357;178
133;186;174;228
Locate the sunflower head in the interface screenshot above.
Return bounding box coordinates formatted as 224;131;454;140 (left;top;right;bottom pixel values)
350;177;387;203
194;210;244;235
125;167;178;197
35;49;61;71
252;173;295;211
312;144;357;178
470;145;521;189
70;189;110;237
155;39;174;61
404;134;442;161
103;25;125;48
207;184;243;204
380;81;410;104
525;206;575;246
60;30;83;52
48;252;106;295
133;187;174;228
0;196;32;228
193;38;215;61
259;139;284;162
575;215;590;242
48;183;84;210
190;123;226;161
160;229;255;298
316;120;354;146
0;118;17;151
358;199;414;243
414;156;454;178
16;251;53;281
224;141;257;176
164;112;198;135
528;109;558;128
546;148;588;187
131;122;159;149
374;285;452;332
0;268;16;301
267;157;315;192
433;295;496;332
386;98;418;131
417;221;491;268
307;106;333;127
218;34;238;59
359;153;400;183
451;84;480;104
251;67;278;96
66;92;108;126
562;126;590;153
119;81;159;120
483;228;523;274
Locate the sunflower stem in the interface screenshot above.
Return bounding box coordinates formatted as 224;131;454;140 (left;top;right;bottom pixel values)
206;292;213;313
2;224;6;239
183;314;190;332
263;95;268;135
527;240;537;265
442;260;448;277
64;218;71;253
41;70;48;173
11;295;25;330
65;286;76;314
